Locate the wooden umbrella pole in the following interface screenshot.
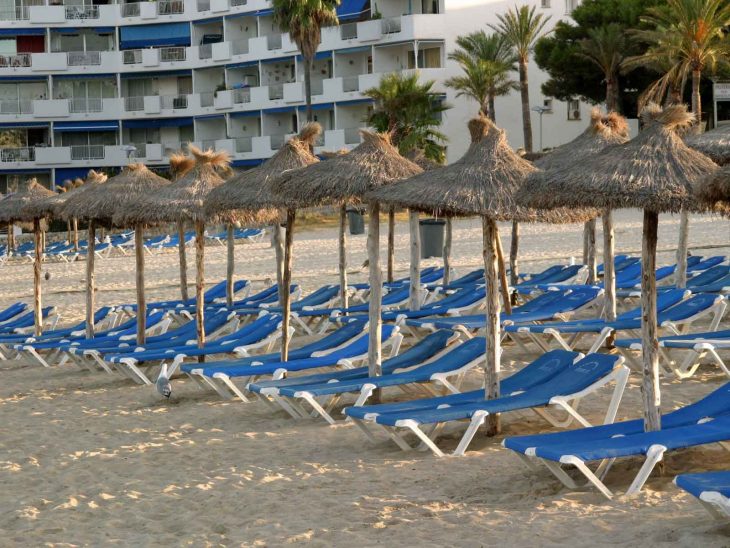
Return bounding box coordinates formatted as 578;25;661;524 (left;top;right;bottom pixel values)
367;201;383;403
33;218;42;337
442;217;452;287
495;226;513;315
177;221;189;302
67;220;72;244
195;220;206;361
273;222;285;307
641;210;662;432
675;209;689;288
387;207;395;283
85;221;96;338
280;209;295;361
602;210;617;321
338;205;349;310
584;218;597;284
72;218;79;252
7;222;14;252
134;225;146;346
482;216;501;436
509;220;519;286
408;210;421;310
226;224;234;307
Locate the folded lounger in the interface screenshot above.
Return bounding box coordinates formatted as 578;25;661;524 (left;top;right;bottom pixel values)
189;284;301;315
191;324;402;402
687;255;727;273
504;290;724;354
0;306;57;336
236;284;341;317
345;351;628;457
514;264;587;295
119;279;251;315
250;330;462;423
597;255;639;275
674;471;730;519
348;267;444;299
617;264;730;298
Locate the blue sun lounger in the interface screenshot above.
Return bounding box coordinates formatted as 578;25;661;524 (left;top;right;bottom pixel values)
597;255;639;275
259;331;483;424
688;255;726;273
247;284;341;314
345;351;628;457
0;302;28;325
195;284;301;314
0;306;57;335
119;279;250;314
514;265;587;294
504;290;724;354
675;471;730;519
617;264;730;298
191;324;402;402
348;267;444;294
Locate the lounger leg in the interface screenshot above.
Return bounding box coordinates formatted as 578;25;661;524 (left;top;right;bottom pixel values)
625;445;667;496
186;372;210;391
385;424;426;453
513;452;540;471
298;393;337;424
201;375;236;400
706;347;730;378
453;411;488;456
588;328;613;354
353;385;376;408
270;394;310;419
351;419;383;445
560;456;615;499
118;359;152;385
25;347;50;368
541;459;581;490
213;375;250;402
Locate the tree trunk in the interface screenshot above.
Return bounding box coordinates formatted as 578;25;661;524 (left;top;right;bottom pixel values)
488;94;496;122
605;74;618;112
195;221;206;360
177;222;189;302
338;205;349;310
66;220;71;244
280;210;295;361
584;219;597;284
304;56;313;123
442;217;452;287
641;210;661;431
509;220;519;286
387;207;395;284
273;223;285;307
602;210;616;321
86;221;96;338
691;68;701;126
226;224;235;307
482;216;501;436
367;201;382;403
408;210;421;310
676;211;689;289
518;60;533;153
7;223;14;252
72;218;79;252
33;218;42;337
134;225;146;346
495;227;512;316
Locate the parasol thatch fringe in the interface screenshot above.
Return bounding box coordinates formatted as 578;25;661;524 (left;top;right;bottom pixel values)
2;178;55;223
685;123;730;166
405;148;441;171
169;152;195;179
694;165;730;214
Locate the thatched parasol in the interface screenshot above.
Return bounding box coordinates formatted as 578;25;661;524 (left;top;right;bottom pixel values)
271;130;422;368
0;178;55;336
530;110;630;314
685;123;730;165
205;124;319;314
518;103;718;431
373;116;595;436
61;163;171;344
694;165;730;213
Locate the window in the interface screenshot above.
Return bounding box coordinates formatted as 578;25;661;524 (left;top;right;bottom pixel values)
541;0;550;7
543;98;553;113
567;99;581;120
407;47;442;69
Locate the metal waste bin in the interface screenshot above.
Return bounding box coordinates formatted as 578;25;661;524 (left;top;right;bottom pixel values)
419;218;445;258
346;207;365;235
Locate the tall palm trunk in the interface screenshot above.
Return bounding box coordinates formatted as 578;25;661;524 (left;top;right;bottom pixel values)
304;55;314;123
605;73;618;112
518;59;533;152
487;94;496;122
691;69;701;122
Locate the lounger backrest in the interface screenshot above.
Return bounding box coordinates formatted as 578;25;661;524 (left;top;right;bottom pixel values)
501;349;580;394
616;288;687;320
424;286;485;310
659;293;721;322
539;264;583;284
663;382;730;427
290;321;367;355
688;265;730;286
325;324;397;360
381;330;455;374
520;353;621;399
381;288;410;305
297;285;339;306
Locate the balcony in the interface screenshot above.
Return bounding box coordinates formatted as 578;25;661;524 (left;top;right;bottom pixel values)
66;51;102;66
234;136;252;153
340;23;358;40
0;6;29;20
342;76;360;93
71;144;105;161
160;94;189;110
0;99;33;115
124;96;144;112
200;92;215;107
122;49;142;65
0;54;32;68
232;88;250;104
160;47;186;62
68;97;103;113
64;4;100;20
120;2;140;17
0;147;35;163
270;134;285;150
266;34;282;51
230;38;249;56
268;84;284;101
343;127;361;145
120;0;184;17
199;44;213;60
381;17;402;35
158;0;184;15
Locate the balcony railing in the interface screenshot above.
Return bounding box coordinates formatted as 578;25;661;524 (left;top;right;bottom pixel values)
0;6;29;20
234;136;252;153
121;2;140;16
381;17;402;34
340;23;357;40
232;88;250;104
311;79;324;96
268;84;284;100
124;96;144;112
161;94;189;109
199;92;215;107
122;49;142;64
200;139;217;150
0;147;35;163
126;143;147;158
270;135;285;150
342;76;359;92
230;0;247;6
67;51;102;66
162;142;183;156
71;145;105;161
158;0;184;14
0;99;33;115
160;47;186;62
266;34;282;51
0;54;32;68
69;97;103;113
65;4;99;19
344;127;361;145
196;0;210;10
231;38;249;56
199;44;213;60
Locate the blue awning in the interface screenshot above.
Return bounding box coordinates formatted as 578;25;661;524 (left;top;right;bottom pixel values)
0;121;49;129
54;167;98;185
120;22;191;49
194;16;222;24
54;73;116;80
0;28;45;36
0;169;49;175
54;27;79;35
337;98;373;106
255;8;273;16
121;69;192;79
232;158;264;167
54;120;119;132
226;60;259;70
260;56;294;65
336;45;371;55
298;102;334;111
296;50;332;62
338;0;369;21
262;106;296;114
230;110;261;118
226;10;257;20
196;114;224;121
123;117;193;129
0;76;47;83
94;27;115;34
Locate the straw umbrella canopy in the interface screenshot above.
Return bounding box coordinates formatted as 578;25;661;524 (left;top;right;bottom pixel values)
114;147;230;351
272;130;423;366
204;124;319;310
517;103;718;431
685;123;730;165
61;163;171;345
164;153;195;302
531;110;630;313
373;116;594;435
694;166;730;213
0;178;54;336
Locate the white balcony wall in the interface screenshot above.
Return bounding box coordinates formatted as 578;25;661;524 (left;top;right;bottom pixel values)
104;146;128;164
29;5;65;24
36;147;71;165
212;42;231;62
251;136;271;156
145;143;164;161
32;53;68;72
140;2;158;20
214;90;233;109
283;82;303;104
142;49;160;67
214;138;234;154
247;36;269;58
323;129;345;150
210;0;228;13
358;20;383;43
33;99;70;118
144;95;162;114
229;116;260;138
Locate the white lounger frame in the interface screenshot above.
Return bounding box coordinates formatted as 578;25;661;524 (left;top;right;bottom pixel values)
673;477;730;520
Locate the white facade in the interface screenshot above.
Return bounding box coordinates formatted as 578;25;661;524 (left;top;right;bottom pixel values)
0;0;596;188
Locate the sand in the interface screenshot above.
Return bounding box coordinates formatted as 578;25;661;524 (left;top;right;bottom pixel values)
1;210;729;546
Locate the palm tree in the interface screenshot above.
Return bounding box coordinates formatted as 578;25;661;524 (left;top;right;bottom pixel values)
272;0;340;123
446;31;518;120
364;72;449;163
578;24;629;112
490;5;551;153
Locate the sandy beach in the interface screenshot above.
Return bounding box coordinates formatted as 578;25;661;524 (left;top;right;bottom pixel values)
1;209;729;546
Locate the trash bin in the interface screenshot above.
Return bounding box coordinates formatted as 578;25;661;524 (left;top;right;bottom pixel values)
419;218;445;259
346;207;365;235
